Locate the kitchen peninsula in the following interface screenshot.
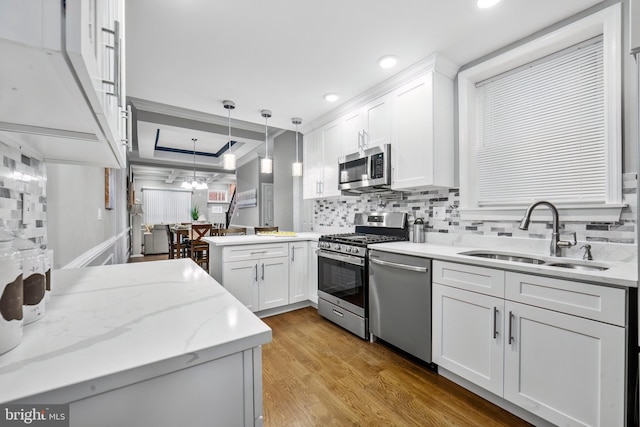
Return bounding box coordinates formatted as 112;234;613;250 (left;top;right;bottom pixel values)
205;232;322;315
0;259;271;427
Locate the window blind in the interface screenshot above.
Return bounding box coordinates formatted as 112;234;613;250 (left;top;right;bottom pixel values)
142;188;192;224
475;36;605;206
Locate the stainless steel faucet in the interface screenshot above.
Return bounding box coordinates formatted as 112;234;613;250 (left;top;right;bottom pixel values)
518;201;576;257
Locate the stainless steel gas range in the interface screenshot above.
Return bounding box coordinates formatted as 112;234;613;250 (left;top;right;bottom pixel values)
316;212;408;339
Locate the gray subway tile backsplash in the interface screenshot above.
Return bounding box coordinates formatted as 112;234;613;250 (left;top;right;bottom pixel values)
0;142;47;246
313;172;638;246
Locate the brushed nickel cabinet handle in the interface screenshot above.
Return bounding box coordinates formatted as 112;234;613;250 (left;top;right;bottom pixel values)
508;311;514;345
493;307;499;339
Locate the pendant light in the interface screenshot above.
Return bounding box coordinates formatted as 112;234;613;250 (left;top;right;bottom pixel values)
260;109;273;174
183;138;208;190
291;117;302;177
222;100;236;170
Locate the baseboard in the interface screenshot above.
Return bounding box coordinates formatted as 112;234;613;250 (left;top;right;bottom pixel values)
256;301;313;319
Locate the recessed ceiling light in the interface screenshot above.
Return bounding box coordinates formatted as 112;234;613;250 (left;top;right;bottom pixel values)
378;55;398;69
477;0;500;8
324;93;339;102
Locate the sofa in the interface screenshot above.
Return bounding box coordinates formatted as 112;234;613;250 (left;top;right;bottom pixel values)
143;224;169;255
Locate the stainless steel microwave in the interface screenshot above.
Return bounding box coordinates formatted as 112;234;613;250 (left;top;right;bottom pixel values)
338;144;391;193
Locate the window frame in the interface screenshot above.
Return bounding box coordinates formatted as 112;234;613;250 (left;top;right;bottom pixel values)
457;3;623;222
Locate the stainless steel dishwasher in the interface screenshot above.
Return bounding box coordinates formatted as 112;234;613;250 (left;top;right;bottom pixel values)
368;249;432;364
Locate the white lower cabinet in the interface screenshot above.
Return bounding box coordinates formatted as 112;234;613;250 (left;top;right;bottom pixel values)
504;300;625;427
432;284;504;395
224;259;260;312
223;257;288;312
69;349;263;427
214;241;323;312
259;258;289;310
308;241;318;304
432;261;626;427
289;242;309;304
218;243;289;312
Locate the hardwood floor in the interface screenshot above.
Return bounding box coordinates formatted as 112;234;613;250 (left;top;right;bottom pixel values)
127;254;168;263
262;307;532;427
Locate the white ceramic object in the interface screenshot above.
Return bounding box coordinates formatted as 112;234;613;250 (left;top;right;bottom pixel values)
19;246;46;325
0;238;23;355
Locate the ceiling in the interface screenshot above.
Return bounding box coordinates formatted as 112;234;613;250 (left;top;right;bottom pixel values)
125;0;605;185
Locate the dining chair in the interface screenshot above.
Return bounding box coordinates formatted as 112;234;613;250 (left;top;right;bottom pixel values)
164;225;179;259
190;224;213;270
254;226;279;234
219;228;247;236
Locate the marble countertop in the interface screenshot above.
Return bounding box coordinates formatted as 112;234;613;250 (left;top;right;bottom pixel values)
203;232;322;246
0;259;272;404
369;242;637;288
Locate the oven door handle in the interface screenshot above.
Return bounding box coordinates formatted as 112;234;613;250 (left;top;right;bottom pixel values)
317;250;365;266
369;257;428;273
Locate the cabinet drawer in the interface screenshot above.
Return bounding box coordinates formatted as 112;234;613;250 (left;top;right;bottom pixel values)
223;243;289;262
433;261;505;298
505;272;626;326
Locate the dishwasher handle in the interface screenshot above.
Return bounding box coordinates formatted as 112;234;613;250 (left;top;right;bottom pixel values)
369;256;428;273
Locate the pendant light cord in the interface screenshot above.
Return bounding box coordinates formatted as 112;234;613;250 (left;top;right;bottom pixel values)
192;138;197;182
295;123;299;162
228;107;232;151
265;116;269;159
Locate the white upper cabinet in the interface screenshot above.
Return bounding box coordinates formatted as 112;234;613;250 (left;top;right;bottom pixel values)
341;94;392;155
321;120;342;198
302;54;457;194
0;0;127;168
362;95;392;151
341;109;364;156
390;68;454;190
302;129;321;200
302;120;341;199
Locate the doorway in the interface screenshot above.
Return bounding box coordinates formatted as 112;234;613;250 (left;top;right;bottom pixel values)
261;183;274;226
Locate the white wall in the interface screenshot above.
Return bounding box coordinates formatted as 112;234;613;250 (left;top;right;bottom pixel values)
47;163;127;268
273;130;303;231
233;158;260;226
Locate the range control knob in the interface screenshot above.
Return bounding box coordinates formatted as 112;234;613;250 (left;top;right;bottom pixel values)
345;247;352;253
335;245;341;251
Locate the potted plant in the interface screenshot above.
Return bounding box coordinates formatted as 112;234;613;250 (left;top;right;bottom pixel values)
190;205;200;222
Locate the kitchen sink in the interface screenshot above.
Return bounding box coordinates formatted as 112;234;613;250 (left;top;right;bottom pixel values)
458;251;546;265
545;262;609;272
